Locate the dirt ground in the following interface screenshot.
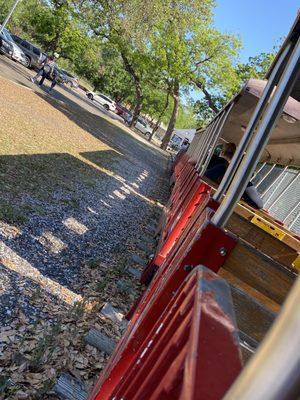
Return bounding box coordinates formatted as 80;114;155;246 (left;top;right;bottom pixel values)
0;74;170;399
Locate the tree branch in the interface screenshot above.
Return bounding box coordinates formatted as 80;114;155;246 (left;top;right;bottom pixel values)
192;79;219;114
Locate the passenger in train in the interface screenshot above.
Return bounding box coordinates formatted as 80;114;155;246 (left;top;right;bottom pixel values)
206;143;236;181
204;143;264;209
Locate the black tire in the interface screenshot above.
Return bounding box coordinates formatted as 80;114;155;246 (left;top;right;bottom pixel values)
103;104;109;111
24;55;31;68
87;93;93;100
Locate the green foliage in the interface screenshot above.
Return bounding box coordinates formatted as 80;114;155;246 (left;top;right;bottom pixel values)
236;52;276;82
175;104;198;129
193;50;276;126
0;0;278;137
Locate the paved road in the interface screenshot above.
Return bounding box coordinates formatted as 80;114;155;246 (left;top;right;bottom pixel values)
0;53;166;168
0;53;124;123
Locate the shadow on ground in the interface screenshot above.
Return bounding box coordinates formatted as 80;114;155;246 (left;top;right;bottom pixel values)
34;91;169;187
0;151;159;305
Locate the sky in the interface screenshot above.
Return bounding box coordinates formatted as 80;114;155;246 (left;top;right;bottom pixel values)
186;0;299;104
214;0;299;61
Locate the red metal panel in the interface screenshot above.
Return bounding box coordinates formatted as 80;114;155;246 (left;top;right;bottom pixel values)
141;197;227;285
155;182;216;267
137;217;237;327
163;175;205;236
88;267;242;400
174;153;190;176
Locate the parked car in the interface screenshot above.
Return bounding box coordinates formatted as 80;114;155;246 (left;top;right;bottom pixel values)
116;103;131;119
0;32;13;58
135;117;152;137
86;91;116;111
59;69;79;88
0;28;26;65
11;34;44;68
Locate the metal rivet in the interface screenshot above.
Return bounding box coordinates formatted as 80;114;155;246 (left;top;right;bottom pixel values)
219;247;227;257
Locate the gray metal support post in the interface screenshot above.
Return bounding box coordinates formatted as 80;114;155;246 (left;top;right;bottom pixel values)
211;37;300;228
196;117;219;172
0;0;22;33
213;43;292;202
200;102;235;176
195;124;213;170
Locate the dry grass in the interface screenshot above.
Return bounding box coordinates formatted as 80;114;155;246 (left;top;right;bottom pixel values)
0;76;168;398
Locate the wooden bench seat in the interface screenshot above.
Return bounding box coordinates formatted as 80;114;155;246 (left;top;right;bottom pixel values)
220;239;297;307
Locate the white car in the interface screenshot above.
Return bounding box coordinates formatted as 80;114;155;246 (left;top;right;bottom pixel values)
86;91;116;112
135;117;152;137
1;27;26;65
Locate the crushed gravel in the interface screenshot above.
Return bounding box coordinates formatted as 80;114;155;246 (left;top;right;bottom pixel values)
0;76;170;398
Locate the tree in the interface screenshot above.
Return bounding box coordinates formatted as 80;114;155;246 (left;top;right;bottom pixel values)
193;50;276;126
75;0;166;127
236;52;276;82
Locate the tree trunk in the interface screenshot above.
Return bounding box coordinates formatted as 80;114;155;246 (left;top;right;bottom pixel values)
120;51;143;127
148;121;160;142
161;82;179;150
148;92;170;142
130;80;143;127
192;79;219;114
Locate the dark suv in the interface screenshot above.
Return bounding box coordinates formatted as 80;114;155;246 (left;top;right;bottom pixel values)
11;35;43;68
0;32;13;57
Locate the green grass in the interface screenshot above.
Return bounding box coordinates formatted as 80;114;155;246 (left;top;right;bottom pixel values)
0;203;28;225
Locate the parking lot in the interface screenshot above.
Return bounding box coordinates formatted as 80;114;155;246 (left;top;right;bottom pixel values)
0;54;125;120
0;53;169;398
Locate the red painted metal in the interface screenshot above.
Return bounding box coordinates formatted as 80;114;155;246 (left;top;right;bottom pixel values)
164;173;200;230
138;215;237;322
141;196;224;285
88;267;242;400
171;169;198;203
155;181;215;266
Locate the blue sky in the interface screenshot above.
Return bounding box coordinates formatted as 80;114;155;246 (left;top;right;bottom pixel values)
186;1;299;104
214;0;299;61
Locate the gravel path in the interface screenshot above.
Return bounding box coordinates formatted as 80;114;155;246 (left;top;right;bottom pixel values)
0;76;170;398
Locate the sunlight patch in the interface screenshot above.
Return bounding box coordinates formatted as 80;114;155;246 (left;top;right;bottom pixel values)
100;200;111;208
63;217;89;235
0;241;82;305
36;231;67;254
113;190;126;200
87;206;99;215
120;186;131;195
0;222;22;239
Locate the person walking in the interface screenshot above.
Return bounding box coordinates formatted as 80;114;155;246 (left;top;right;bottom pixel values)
31;54;58;93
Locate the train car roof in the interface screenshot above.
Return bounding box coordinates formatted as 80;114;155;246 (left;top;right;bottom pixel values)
195;13;300;167
196;78;300;167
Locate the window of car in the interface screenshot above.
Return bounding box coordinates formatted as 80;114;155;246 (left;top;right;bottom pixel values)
21;41;31;50
3;29;13;42
32;46;40;56
12;35;21;44
138;118;147;127
99;94;113;103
